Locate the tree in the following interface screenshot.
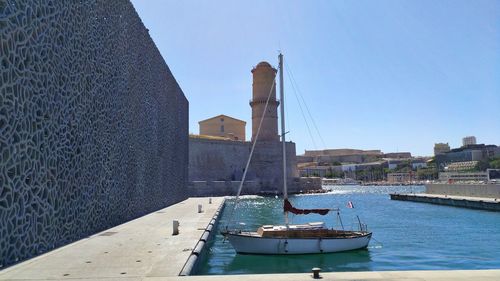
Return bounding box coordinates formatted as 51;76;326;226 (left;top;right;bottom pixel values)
489;157;500;169
475;159;490;171
416;168;437;180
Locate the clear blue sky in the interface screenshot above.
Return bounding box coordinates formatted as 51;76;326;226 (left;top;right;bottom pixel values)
131;0;499;156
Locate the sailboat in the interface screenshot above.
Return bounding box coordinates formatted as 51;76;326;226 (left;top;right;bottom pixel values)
222;53;372;254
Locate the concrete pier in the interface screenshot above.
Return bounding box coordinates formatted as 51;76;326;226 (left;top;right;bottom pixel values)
390;193;500;211
0;197;224;280
426;183;500;198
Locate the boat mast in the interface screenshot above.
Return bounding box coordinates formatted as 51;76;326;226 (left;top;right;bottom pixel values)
279;53;289;226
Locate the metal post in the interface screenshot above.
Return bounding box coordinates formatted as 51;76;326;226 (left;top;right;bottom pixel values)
338;211;344;230
279;53;288;226
312;267;321;279
172;220;179;235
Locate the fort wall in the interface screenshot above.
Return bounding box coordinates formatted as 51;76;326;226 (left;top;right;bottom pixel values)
189;138;301;194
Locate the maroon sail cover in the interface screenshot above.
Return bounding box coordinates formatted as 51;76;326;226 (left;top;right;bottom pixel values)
283;199;330;215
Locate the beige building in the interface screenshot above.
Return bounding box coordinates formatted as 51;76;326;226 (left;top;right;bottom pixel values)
198;114;246;141
445;161;478;172
438;171;488;183
434;143;450;155
462;136;477;146
387;172;411;183
304;149;382;157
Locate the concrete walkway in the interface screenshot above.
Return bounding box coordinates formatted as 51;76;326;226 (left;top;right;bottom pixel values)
391;193;500;211
1;197;499;281
151;270;500;281
409;193;499;202
0;197;223;280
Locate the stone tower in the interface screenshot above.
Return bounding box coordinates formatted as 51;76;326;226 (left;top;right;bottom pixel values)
250;62;279;142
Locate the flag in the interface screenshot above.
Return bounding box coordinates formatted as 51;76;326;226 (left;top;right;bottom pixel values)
347;201;354;208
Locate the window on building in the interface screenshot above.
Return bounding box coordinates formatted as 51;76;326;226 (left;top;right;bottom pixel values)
220;118;224;122
221;125;224;132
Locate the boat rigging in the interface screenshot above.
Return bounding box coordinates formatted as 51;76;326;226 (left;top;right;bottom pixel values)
222;53;372;254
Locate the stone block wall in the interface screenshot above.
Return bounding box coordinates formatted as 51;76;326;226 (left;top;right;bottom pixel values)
0;0;188;267
252;141;299;192
426;184;500;198
189;138;253;181
188;137;299;194
188;181;260;197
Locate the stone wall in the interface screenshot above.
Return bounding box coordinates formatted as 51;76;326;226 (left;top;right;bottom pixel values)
189;138;253;181
0;0;188;267
252;141;299;193
188;181;260;197
425;184;500;198
189;138;299;193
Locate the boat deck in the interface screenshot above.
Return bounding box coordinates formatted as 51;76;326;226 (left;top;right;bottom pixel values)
223;223;370;239
258;228;369;238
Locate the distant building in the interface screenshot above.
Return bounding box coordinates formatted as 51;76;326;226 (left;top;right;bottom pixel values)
299;166;332;178
387;158;427;170
304;149;382;157
445;161;478;172
462;136;477;146
298;161;387;181
438;171;488;183
300;149;382;165
383;152;411;159
412;159;428;169
435;144;500;171
387;172;411;183
434;143;450;156
199;114;246;141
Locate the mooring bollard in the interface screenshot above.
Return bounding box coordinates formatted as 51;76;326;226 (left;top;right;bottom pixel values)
172;220;179;235
312;267;321;279
209;197;212;204
198;204;203;213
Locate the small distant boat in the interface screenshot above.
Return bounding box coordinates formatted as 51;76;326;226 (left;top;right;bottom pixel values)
222;53;372;255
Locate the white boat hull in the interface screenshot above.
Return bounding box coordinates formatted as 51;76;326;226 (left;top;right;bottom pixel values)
224;231;372;254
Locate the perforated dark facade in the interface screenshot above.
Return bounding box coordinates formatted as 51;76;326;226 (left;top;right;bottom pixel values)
0;0;188;267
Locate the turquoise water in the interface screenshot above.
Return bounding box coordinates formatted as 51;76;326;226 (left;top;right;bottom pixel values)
196;186;500;275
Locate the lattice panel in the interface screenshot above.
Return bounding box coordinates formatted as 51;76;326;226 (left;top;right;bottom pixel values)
0;0;188;267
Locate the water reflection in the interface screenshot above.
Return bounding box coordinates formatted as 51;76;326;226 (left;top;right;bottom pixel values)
227;249;372;274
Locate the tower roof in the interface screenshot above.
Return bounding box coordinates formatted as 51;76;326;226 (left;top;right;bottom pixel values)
256;61;272;67
198;114;246;124
252;61;276;73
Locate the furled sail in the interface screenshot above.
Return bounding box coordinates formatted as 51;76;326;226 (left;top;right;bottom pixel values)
283;199;330;215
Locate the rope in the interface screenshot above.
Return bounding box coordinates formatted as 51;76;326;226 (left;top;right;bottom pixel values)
225;77;277;229
286;62;327;149
370;236;384;248
285;66;317;149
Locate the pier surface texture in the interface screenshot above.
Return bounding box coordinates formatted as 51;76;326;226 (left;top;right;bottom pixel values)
391;184;500;211
1;198;499;281
426;183;500;198
0;198;224;280
390;193;500;211
0;0;188;267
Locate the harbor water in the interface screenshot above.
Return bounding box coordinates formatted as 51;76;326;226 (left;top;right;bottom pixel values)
196;185;500;275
